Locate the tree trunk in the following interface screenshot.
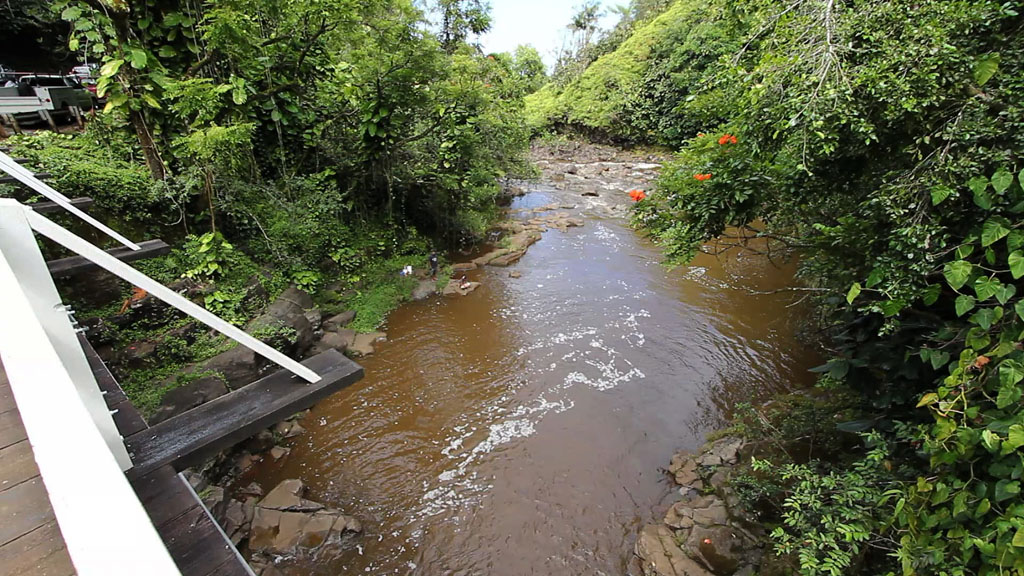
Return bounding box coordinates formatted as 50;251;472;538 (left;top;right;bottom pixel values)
128;108;167;180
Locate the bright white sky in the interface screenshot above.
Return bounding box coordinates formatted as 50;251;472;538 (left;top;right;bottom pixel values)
478;0;623;69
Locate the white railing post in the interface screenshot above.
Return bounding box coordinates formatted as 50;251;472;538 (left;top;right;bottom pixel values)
0;204;181;576
0;200;131;468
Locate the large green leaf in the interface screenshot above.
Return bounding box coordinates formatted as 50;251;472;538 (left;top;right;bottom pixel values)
974;53;1001;86
128;48;148;70
1010;251;1024;279
1009;231;1024;252
981;217;1011;247
1006;425;1024;451
931;185;953;206
975;276;1002;301
995;479;1020;502
1001;360;1024;387
992;170;1014;194
846;282;861;305
996;284;1016;305
943;261;973;290
970;309;996;331
955;295;976;317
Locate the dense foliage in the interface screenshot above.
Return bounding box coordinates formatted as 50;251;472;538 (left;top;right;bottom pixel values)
1;0;542;412
532;0;1024;573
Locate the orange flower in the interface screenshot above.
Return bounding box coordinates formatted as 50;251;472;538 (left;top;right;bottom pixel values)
974;355;991;369
697;133;705;138
694;173;712;181
628;189;647;201
730;135;738;144
718;134;738;145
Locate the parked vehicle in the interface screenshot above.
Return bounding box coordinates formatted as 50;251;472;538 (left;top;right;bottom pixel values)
0;74;95;115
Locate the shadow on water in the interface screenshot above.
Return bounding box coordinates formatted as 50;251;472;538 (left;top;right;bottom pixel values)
243;183;820;575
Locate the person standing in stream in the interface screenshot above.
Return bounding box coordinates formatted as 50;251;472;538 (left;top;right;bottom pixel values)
429;251;438;280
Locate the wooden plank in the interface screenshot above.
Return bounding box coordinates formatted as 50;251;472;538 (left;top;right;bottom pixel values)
158;504;235;576
126;349;362;479
0;521;75;576
0;172;49;184
30;197;94;215
131;466;198;528
0;476;55;547
0;408;26;450
0;441;38;488
205;553;254;576
47;238;170;278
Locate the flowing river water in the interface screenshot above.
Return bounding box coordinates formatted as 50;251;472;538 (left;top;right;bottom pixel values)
244;149;820;575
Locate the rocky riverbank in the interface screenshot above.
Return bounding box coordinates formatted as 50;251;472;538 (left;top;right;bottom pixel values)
633;435;766;576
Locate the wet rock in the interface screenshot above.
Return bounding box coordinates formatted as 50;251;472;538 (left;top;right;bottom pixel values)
303;309;322;331
249;479;362;555
258;479;323;512
411;279;436;301
269;446;291;460
473;248;510;266
349;332;386;356
635;524;714;576
245;429;277;454
247;287;315;357
183;470;208;493
199;345;270;391
149;375;229;424
488;251;525;267
509;271;522;278
582;191;599;197
238;482;264;498
273;420;306;439
564;163;579;174
322;310;356;332
451;262;477;272
202;486;226;516
685;525;755;575
442;280;482;296
310;329;356;356
669;454;703;490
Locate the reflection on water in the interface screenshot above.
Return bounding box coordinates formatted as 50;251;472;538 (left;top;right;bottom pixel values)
244;185;819;575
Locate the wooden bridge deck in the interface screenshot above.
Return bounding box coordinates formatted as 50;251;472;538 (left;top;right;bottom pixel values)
0;363;75;576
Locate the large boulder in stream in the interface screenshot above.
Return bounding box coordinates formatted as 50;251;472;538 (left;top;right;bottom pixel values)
248;479;362;555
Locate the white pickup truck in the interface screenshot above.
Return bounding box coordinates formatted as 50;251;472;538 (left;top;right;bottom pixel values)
0;75;95;115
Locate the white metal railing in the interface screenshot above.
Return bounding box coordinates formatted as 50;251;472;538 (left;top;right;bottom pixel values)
0;158;321;574
0;201;180;576
0;150;140;250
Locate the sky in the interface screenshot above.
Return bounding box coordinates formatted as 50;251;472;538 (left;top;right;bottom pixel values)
478;0;623;69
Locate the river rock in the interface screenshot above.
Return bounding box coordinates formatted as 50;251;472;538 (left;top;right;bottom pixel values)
247;287;315;357
304;309;322;330
310;329;356;355
249;479;362;555
269;446;291;460
322;310;356;332
452;262;478;272
442;280;481;296
635;524;714;576
685;525;757;575
509;271;522;278
473;248;510;266
273;420;306;439
411;279;436;301
199;345;270;391
349;332;386;356
488;251;525;267
149;375;228;424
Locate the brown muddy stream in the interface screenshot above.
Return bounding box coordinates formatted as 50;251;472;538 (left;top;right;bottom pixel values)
245;174;819;575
